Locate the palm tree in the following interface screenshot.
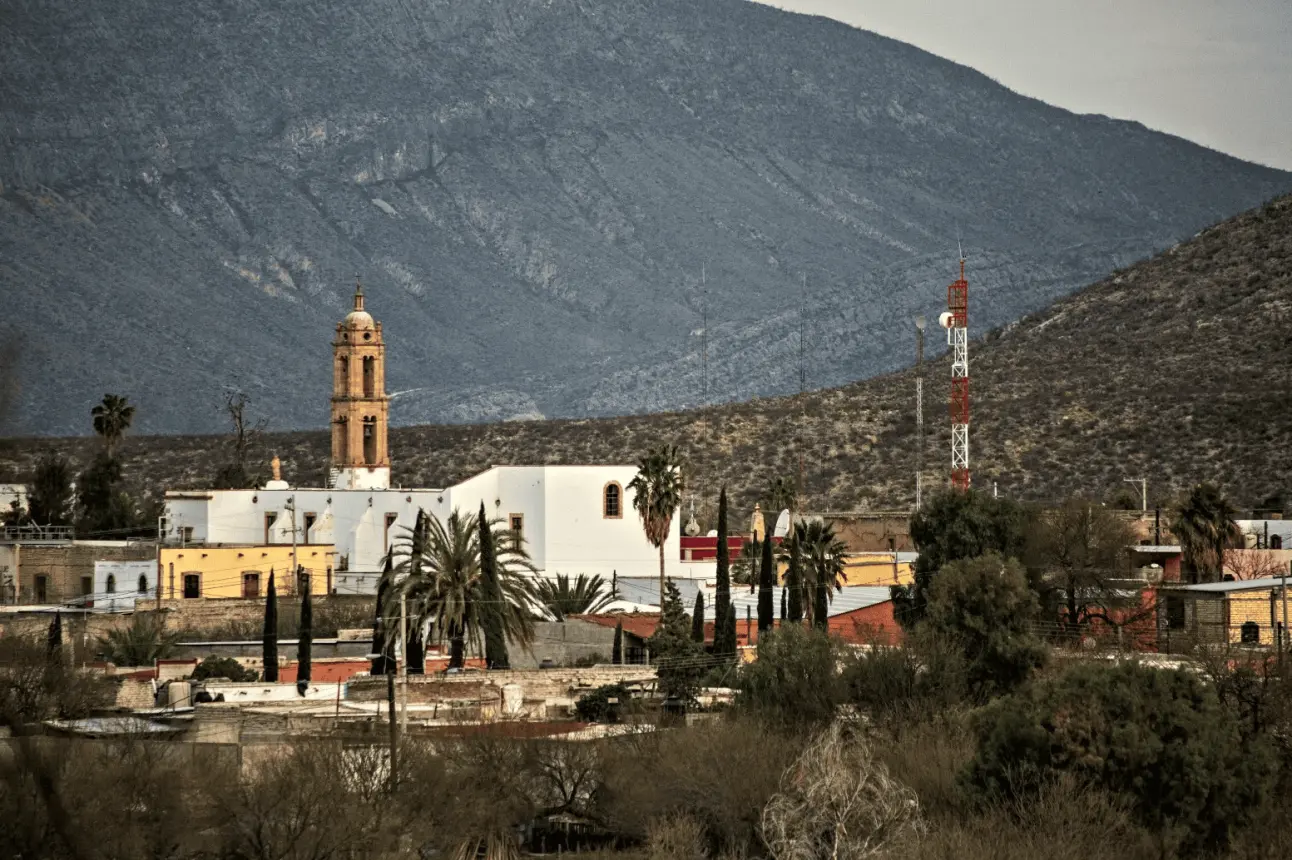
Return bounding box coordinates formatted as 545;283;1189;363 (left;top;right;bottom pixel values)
628;445;686;605
91;394;135;458
96;613;180;667
788;520;848;630
531;574;615;620
390;508;536;669
1175;484;1241;584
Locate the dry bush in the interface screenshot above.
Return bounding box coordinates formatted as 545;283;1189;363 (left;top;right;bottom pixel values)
647;814;708;860
600;719;802;855
891;776;1156;860
872;714;975;821
0;634;114;727
762;722;923;860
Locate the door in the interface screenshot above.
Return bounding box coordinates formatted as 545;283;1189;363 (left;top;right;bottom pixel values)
242;572;261;599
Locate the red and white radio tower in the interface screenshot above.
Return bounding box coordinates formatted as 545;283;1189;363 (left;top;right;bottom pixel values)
941;258;970;491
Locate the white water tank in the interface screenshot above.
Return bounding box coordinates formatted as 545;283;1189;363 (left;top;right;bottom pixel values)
502;683;524;716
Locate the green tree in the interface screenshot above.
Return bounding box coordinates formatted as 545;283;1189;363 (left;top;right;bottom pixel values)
76;454;139;535
691;591;706;643
732;537;761;586
190;655;258;683
27;452;74;528
783;531;804;623
262;571;278;682
47;611;62;659
790;520;847;630
628;445;686;605
393;508;535;669
477;501;510;670
892;489;1031;627
737;624;839;729
761;475;798;516
530;573;614;620
91;394;135;459
1031;498;1139;635
96;614;179;666
720;603;737;657
649;579;703;702
297;572;312;689
370;553;392;675
965;661;1273;856
1175;483;1241;583
713;488;733;655
757;529;775;632
612;621;623;665
924;553;1045;698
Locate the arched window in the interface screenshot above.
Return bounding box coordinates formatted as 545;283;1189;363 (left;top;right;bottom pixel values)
1272;535;1284;550
362;416;377;464
338;356;349;394
138;574;149;594
1241;621;1261;645
105;574;116;594
603;482;622;519
362;356;376;398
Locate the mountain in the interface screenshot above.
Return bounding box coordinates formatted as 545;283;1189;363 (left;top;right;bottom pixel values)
4;195;1290;517
2;0;1289;436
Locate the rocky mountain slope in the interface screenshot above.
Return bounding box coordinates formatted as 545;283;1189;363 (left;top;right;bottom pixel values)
3;0;1289;436
4;195;1290;516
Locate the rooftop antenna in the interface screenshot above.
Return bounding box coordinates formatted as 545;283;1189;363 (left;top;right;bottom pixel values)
798;273;806;514
914;314;926;510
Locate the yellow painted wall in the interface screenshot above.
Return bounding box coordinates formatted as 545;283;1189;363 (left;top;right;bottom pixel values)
157;545;335;599
841;553;913;586
1226;591;1281;645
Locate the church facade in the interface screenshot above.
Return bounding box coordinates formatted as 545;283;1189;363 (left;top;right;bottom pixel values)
163;284;684;595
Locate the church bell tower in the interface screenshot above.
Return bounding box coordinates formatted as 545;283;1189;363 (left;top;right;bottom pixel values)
330;280;391;490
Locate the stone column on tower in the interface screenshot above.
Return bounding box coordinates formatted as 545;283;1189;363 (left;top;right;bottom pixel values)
330;280;391;490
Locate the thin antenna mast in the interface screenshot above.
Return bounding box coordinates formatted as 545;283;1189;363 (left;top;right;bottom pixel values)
946;253;970;491
914;314;926;509
798;273;806;511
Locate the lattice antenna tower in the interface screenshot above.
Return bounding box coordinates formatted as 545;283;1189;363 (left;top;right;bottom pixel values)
940;249;970;491
798;272;806;509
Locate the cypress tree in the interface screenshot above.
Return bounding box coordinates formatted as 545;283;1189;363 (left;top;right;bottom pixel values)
786;530;804;623
813;575;829;632
612;621;624;665
478;502;510;670
757;530;775;632
263;569;278;682
47;610;62;660
297;570;312;691
407;627;425;674
721;603;737;656
780;586;787;621
691;591;706;643
714;488;732;654
371;553;392;675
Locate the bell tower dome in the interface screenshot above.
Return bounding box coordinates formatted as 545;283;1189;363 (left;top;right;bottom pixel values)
330;279;391;490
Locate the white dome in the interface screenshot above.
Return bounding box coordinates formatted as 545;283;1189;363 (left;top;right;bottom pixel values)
344;309;375;329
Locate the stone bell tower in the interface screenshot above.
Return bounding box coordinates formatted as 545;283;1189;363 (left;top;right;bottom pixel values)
330;280;390;490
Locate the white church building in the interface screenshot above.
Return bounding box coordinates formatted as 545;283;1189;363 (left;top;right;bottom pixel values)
163;284;684;595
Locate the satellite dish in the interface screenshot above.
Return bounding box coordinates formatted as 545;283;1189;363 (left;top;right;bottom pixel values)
773;509;791;539
939;311;954;329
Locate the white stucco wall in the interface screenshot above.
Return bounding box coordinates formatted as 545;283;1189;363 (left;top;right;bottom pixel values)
165;466;688;596
1237;520;1292;550
93;560;157;611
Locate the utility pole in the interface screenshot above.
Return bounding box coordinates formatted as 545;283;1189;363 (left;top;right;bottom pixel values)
399;594;408;733
286;496;299;588
1282;561;1289;672
1123;478;1147;513
914;315;926;510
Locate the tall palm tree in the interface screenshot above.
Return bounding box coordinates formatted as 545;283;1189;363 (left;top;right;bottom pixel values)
531;574;615;620
627;445;686;605
1175;484;1241;584
389;508;536;669
91;394;135;458
788;520;848;630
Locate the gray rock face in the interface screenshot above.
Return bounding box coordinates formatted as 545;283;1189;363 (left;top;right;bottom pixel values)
2;0;1288;435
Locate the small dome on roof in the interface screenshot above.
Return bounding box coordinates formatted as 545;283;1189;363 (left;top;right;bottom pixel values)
341;279;376;329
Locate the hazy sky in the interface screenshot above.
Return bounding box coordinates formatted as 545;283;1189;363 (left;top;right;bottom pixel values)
754;0;1292;171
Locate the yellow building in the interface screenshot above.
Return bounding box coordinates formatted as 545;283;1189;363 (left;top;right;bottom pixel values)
841;552;914;586
157;545;335;600
1160;576;1292;648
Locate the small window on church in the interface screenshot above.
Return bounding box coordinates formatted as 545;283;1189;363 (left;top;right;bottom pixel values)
384;513;399;552
138;574;149;594
105;574;116;594
1272;535;1284;550
338;356;349;394
362;418;377;465
509;514;524;549
304;513;316;543
264;512;277;544
604;482;623;519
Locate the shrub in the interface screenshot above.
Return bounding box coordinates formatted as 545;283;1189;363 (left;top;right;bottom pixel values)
840;632;967;728
963;661;1275;856
190;655;259;683
575;683;631;723
737;624;840;729
922;553;1046;699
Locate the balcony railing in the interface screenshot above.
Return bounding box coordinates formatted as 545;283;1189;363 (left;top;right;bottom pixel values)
2;525;75;542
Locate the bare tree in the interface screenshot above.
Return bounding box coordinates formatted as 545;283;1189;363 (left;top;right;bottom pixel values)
1225;548;1286;581
762;723;924;860
212;389;267;489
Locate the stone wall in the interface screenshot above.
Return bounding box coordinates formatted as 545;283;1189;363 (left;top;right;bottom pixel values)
347;665;657;708
11;542;155;604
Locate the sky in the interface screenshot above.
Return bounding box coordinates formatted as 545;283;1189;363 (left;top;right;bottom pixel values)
753;0;1292;171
